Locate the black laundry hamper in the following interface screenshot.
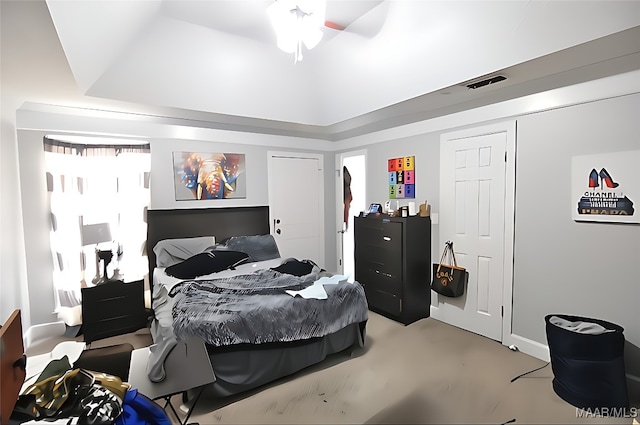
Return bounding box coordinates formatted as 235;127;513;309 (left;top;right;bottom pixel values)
545;314;629;410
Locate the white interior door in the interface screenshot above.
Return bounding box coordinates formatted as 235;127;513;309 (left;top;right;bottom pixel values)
268;153;324;267
432;122;515;342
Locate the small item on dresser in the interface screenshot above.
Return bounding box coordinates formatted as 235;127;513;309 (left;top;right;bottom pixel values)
365;203;383;216
431;241;468;297
408;201;416;216
419;202;431;217
384;201;391;214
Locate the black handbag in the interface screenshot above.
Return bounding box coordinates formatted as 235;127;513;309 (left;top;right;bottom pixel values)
431;241;468;297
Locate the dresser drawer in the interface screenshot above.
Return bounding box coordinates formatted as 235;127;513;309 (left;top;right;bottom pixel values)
356;221;402;248
364;287;402;317
355;221;403;275
354;250;402;277
356;264;403;296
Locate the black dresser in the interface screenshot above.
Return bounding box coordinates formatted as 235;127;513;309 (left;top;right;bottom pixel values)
354;214;431;325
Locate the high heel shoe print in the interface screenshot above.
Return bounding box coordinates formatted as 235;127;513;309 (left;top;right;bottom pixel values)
589;169;599;188
599;168;619;188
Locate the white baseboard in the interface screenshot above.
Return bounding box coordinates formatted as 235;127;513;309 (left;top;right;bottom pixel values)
508;333;550;362
24;321;66;350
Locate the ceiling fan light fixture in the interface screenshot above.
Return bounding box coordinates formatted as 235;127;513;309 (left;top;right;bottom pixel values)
267;0;327;63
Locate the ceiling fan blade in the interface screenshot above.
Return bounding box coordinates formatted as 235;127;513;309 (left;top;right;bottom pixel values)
324;20;345;31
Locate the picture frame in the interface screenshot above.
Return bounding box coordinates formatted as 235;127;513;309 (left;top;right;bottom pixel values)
571;150;638;224
173;152;246;200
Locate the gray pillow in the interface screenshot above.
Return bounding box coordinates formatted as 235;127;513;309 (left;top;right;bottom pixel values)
153;236;216;268
223;234;280;262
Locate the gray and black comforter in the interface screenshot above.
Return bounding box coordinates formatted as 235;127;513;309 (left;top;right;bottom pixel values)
167;259;368;347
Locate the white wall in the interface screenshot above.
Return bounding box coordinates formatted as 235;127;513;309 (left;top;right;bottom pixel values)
513;94;640;345
14;130;58;326
0;98;32;329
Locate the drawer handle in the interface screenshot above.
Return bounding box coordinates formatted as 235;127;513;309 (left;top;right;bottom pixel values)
383;236;391;241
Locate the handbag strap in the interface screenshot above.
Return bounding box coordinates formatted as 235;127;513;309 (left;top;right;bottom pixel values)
445;241;458;267
438;244;449;265
437;240;458;271
436;244;447;273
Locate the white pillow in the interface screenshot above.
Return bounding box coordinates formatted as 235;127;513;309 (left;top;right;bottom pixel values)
153;236;215;268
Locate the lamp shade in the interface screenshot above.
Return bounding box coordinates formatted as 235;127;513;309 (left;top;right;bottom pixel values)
81;223;112;246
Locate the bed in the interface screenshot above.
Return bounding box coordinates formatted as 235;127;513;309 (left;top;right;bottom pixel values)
145;206;368;398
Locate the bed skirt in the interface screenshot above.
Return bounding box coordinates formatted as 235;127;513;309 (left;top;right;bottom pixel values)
203;320;366;397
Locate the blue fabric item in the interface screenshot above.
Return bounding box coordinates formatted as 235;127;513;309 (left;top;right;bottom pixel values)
116;389;171;425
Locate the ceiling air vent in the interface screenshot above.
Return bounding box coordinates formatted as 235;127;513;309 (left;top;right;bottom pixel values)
465;75;507;90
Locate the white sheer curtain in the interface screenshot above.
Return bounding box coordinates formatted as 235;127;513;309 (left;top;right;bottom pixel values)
44;138;151;315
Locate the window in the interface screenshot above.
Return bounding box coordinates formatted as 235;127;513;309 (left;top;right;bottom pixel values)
44;137;151;311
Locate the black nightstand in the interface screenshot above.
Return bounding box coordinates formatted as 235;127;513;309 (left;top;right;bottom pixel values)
81;279;148;344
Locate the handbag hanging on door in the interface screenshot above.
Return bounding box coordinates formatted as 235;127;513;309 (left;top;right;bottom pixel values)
431;241;468;297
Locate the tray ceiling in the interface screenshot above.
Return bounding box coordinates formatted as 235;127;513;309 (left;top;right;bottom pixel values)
4;1;640;140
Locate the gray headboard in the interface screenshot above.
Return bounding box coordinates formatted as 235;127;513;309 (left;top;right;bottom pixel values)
146;206;271;296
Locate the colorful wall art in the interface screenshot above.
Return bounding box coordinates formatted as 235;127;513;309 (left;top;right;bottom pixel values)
388;156;415;199
571;150;638;223
173;152;246;200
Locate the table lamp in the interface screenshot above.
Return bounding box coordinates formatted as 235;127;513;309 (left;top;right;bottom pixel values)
81;222;113;285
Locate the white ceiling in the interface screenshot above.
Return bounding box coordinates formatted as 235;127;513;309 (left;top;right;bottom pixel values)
4;1;640;141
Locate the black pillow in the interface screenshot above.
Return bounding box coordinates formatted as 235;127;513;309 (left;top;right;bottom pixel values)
165;250;250;279
271;258;316;277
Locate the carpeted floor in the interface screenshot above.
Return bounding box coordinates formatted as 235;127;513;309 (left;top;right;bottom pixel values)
183;312;638;425
27;312;639;425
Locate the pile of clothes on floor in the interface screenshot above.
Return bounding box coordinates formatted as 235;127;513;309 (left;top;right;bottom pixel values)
11;355;170;425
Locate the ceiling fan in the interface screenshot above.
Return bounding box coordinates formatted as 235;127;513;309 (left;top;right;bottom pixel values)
267;0;383;62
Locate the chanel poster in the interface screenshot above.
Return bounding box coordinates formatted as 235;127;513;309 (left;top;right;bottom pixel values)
572;150;639;223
